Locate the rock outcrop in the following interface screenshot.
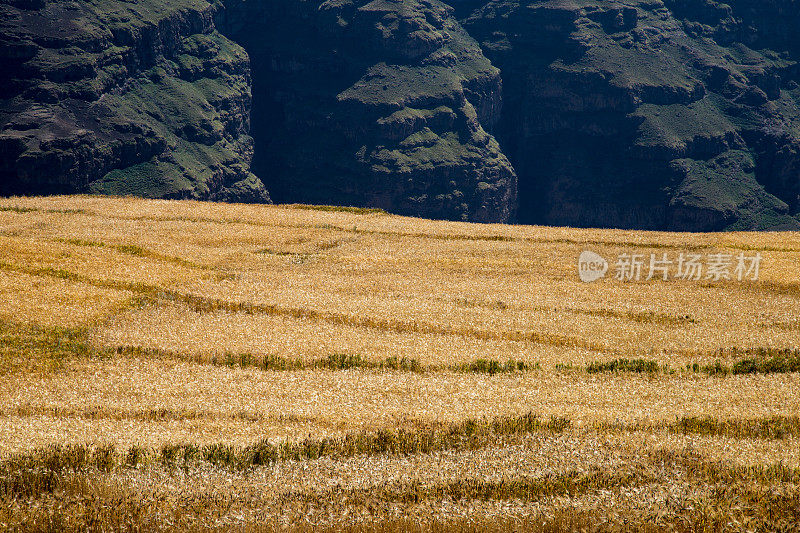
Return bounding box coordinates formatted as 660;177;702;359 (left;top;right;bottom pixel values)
214;0;516;222
2;0;800;229
0;0;269;202
460;0;800;230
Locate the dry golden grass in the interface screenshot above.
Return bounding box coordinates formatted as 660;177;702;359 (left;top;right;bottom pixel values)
0;270;133;329
1;357;800;454
1;195;800;530
3;432;799;531
3;196;800;365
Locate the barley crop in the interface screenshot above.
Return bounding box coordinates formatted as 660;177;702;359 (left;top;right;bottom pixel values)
1;195;799;530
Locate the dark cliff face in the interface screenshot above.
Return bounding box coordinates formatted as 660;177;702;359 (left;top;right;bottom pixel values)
2;0;800;230
214;0;516;222
0;0;516;222
0;0;270;203
460;0;800;230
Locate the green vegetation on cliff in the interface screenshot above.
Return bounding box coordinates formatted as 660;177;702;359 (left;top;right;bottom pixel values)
0;0;269;202
462;0;800;230
2;0;800;229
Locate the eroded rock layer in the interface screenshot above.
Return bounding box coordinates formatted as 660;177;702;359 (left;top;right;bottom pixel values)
215;0;516;222
0;0;269;202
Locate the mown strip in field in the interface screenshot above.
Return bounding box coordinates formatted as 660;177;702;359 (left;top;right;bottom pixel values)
587;355;800;376
0;405;313;424
5;455;798;533
675;416;800;440
257;453;800;532
4;422;800;509
3;313;798;380
0;206;89;215
279;468;656;507
113;346;542;374
0;413;570;498
55;238;213;271
594;415;800;440
104;345;800;377
0;320;90;374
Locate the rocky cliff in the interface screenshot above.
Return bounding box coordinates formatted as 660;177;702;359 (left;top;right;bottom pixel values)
214;0;516;222
0;0;268;202
460;0;800;230
2;0;800;229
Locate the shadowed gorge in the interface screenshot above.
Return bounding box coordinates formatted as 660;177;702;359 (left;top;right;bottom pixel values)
213;0;517;222
3;0;800;229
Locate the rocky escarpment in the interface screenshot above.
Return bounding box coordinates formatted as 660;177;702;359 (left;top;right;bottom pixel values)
214;0;516;222
2;0;800;229
460;0;800;230
0;0;516;222
0;0;269;202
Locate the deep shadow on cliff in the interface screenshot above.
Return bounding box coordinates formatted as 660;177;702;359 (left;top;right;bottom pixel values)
458;0;800;230
2;0;800;230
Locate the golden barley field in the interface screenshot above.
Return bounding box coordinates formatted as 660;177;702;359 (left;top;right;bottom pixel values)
1;195;800;531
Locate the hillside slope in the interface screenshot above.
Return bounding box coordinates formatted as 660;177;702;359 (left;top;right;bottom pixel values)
0;195;799;529
2;0;800;229
0;0;269;202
